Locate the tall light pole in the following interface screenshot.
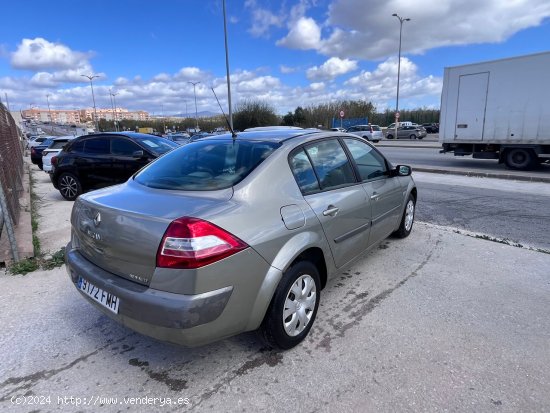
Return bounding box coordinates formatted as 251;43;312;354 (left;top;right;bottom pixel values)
392;13;410;138
188;81;200;131
46;94;53;131
222;0;233;131
109;88;118;131
81;74;100;131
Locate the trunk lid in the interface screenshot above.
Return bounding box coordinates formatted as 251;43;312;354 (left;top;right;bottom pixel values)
71;180;234;285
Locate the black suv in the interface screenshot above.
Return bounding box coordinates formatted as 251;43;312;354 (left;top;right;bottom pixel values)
52;132;178;200
422;123;439;133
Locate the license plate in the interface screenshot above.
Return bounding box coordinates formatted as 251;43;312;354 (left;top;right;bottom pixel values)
77;276;120;314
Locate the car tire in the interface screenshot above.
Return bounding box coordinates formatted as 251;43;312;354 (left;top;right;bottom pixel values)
386;134;394;140
260;261;321;350
504;148;537;170
392;194;415;238
409;134;417;140
418;136;424;140
58;172;82;201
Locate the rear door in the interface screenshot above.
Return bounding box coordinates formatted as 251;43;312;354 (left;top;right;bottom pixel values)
454;72;489;141
79;137;113;188
342;138;403;246
290;139;371;268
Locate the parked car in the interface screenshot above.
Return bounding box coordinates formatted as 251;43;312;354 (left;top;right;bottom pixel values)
52;132;178;200
42;136;78;173
385;125;427;140
387;121;413;130
422;123;439;133
26;136;49;150
30;137;55;169
330;127;346;132
66;129;417;349
345;124;383;143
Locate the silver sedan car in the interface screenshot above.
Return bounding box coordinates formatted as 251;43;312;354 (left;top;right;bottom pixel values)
66;129;417;349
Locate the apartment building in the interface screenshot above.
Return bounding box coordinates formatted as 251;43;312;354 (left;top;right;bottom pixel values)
80;108;150;121
22;108;81;124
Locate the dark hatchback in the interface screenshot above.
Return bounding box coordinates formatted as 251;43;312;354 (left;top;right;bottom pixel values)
52;132;178;200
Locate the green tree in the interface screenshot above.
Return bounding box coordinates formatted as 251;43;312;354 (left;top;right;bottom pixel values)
282;112;294;126
233;99;278;131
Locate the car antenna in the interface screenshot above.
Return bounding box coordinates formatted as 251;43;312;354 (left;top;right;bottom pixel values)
211;87;237;139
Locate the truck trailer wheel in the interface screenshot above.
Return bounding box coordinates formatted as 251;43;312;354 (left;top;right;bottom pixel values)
504;148;537;170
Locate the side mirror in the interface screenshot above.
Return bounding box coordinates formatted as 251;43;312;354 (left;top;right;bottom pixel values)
132;150;145;158
393;165;412;177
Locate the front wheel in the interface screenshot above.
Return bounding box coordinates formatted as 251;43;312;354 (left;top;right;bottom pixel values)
386;134;394;140
58;173;82;201
260;261;320;350
409;134;417;140
392;194;415;238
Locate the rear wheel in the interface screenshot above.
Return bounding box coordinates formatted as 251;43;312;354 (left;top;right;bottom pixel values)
409;134;417;140
393;194;415;238
504;148;537;170
260;261;320;350
386;134;394;140
58;173;82;201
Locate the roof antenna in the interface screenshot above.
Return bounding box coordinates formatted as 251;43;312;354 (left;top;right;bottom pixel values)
211;87;237;138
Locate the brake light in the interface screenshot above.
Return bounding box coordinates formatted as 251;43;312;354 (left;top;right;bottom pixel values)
156;217;248;269
51;156;58;166
31;147;36;154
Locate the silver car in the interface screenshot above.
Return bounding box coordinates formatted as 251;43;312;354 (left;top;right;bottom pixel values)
66;129;417;349
385;125;427;140
345;124;384;143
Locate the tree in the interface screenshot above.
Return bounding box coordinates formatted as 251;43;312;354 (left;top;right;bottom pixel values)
282;112;294;126
293;106;306;126
233;99;278;131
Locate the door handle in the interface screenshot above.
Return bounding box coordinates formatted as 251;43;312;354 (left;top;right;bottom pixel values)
323;206;339;217
370;192;379;201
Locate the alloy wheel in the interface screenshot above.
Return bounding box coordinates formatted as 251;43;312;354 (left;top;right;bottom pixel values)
60;175;78;199
404;200;415;231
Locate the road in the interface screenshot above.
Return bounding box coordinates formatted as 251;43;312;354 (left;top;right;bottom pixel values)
411;172;550;251
378;145;550;177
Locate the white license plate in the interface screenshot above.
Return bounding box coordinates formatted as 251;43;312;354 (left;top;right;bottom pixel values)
77;276;120;314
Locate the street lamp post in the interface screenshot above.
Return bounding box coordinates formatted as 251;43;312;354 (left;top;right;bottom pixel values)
222;0;233;131
46;94;53;132
188;81;200;132
81;74;100;131
109;88;118;132
392;13;410;139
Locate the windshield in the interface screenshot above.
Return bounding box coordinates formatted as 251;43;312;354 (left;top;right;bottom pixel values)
135;139;280;191
50;140;70;149
135;136;178;155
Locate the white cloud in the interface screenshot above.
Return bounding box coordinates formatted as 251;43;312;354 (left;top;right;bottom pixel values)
11;38;92;71
306;57;358;80
276;17;322;50
275;0;550;60
309;82;325;91
245;0;284;37
280;65;299;74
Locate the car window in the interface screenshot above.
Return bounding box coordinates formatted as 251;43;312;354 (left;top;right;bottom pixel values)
347;127;357;132
135;140;279;191
372;126;381;131
50;140;70;150
304;139;356;190
343;138;387;181
70;140;85;153
111;137;142;156
289;149;320;195
84;138;110;154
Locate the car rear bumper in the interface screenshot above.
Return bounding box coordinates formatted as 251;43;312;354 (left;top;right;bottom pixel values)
66;245;236;346
65;240;280;346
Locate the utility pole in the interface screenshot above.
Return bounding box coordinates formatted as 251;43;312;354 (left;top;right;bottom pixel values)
4;93;9;111
46;94;53;132
188;81;200;132
109;88;118;131
81;74;100;131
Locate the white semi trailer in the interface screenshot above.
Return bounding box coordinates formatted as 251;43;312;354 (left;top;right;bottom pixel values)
439;51;550;170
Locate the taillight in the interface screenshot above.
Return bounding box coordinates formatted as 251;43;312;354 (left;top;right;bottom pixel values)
51;156;58;166
31;147;36;154
156;217;248;269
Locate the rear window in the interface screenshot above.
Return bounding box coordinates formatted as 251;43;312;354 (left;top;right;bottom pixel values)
50;140;70;150
135;140;279;191
134;136;177;155
372;125;381;131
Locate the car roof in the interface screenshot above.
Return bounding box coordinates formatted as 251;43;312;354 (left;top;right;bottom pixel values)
77;132;161;140
52;135;77;141
199;129;323;143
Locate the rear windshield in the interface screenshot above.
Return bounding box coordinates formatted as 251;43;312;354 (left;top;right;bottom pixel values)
134;136;178;155
135;139;280;191
50;140;70;150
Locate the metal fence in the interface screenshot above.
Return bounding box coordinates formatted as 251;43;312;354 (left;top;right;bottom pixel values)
0;103;24;261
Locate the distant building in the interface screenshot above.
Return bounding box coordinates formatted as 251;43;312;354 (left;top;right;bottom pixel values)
79;108;150;122
21;107;150;124
22;108;81;124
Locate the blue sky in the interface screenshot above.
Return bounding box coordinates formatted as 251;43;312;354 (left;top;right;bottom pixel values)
1;0;549;116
